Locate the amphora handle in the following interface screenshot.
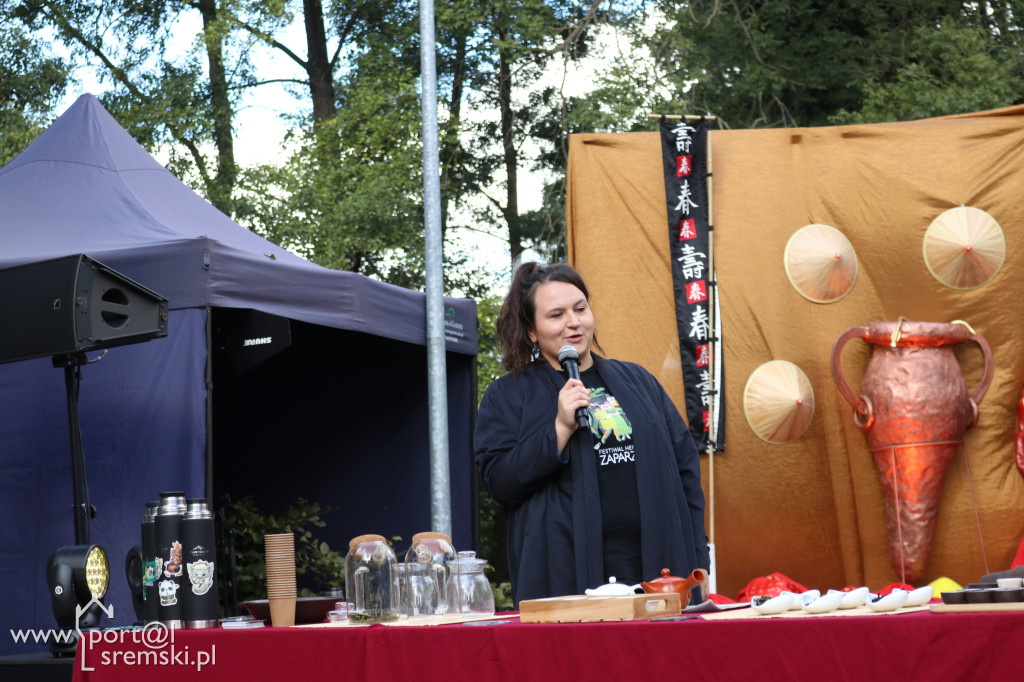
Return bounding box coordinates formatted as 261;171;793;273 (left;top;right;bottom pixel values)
962;328;994;430
830;326;872;429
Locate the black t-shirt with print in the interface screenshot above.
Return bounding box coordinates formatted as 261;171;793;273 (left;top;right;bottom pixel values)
580;365;643;585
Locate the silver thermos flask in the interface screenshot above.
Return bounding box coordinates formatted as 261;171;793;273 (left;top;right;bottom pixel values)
181;498;219;629
141;500;160;623
155;491;187;628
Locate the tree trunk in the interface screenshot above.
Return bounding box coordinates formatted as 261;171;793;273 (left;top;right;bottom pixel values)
303;0;336;123
198;0;237;215
441;31;468;237
498;43;521;267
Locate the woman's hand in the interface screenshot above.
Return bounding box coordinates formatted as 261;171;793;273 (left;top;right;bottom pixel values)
555;378;591;453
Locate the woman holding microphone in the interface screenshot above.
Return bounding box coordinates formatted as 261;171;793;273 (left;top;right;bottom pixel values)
475;262;710;605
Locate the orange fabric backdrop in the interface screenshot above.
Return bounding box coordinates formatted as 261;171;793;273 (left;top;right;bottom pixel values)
566;107;1024;598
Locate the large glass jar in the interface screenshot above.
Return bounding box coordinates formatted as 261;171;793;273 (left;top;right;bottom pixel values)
344;534;400;623
447;551;495;617
402;532;457;618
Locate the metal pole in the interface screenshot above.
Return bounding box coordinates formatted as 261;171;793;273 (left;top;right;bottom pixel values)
420;0;452;535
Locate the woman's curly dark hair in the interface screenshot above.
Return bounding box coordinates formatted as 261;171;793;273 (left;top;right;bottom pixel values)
495;262;601;372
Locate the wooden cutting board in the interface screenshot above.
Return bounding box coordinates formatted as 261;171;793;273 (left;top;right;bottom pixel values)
519;593;682;623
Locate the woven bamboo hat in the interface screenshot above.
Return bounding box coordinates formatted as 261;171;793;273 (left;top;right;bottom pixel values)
784;224;858;303
743;360;815;444
923;206;1005;290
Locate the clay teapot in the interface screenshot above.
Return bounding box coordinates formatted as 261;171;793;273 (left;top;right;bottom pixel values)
640;568;708;607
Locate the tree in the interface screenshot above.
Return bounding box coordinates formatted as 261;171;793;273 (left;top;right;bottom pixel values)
11;0;243;213
440;0;612;267
0;13;71;166
579;1;1024;130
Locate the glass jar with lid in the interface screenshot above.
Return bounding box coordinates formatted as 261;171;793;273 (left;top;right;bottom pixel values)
447;551;495;617
403;532;457;618
344;534;400;623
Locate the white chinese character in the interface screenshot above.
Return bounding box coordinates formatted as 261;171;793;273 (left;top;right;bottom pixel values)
677;244;707;280
674;180;699;215
697;371;712;405
688;305;709;341
672;122;696;137
696;345;710;366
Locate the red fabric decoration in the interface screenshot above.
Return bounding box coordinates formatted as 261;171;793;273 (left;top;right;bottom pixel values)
1011;532;1024;568
735;572;809;601
876;582;915;595
1016;387;1024;478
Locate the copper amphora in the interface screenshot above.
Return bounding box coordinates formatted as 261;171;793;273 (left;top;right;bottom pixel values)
831;320;993;582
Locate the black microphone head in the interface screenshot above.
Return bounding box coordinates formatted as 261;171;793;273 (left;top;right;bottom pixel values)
558;345;579;365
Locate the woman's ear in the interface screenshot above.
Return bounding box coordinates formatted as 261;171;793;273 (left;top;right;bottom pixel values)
527;328;536;344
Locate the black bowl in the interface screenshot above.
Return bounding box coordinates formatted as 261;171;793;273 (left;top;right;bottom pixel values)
940;590;968;605
963;588;995;604
992;588;1024;603
243;596;340;625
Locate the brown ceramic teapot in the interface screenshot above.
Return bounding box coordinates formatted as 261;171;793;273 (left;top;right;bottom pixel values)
640;568;708;607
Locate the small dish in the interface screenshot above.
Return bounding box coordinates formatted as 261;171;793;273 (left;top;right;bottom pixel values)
964;588;994;604
866;589;909;612
940;590;968;605
996;578;1023;589
802;590;842;614
751;593;794;615
781;590;819;610
903;585;934;607
830;586;869;609
992;587;1024;603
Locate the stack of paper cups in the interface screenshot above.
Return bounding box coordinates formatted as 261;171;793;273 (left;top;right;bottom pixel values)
264;533;296;627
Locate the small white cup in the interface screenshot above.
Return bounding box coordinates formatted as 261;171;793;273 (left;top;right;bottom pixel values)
996;578;1023;589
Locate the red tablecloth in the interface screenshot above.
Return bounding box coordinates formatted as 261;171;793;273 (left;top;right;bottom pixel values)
72;609;1024;681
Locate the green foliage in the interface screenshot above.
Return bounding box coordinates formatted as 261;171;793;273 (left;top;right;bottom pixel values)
829;20;1023;124
611;0;1024;128
0;15;70;165
219;495;346;609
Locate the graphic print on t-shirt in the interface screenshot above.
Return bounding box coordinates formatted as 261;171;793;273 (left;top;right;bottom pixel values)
588;387;633;458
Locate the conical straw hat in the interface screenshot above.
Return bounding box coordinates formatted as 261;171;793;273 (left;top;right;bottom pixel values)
743;360;815;444
923;206;1005;290
784;224;858;303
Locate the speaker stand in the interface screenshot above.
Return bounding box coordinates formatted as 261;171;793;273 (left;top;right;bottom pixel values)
53;352;95;545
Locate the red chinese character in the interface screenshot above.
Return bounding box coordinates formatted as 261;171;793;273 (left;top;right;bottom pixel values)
676;155;692;177
701;410;710;430
686;280;707;304
678;218;696;241
695;344;710;367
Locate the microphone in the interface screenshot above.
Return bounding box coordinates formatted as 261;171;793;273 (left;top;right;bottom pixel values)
558;345;590;430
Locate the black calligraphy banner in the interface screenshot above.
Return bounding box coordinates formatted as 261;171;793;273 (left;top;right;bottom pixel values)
660;118;725;452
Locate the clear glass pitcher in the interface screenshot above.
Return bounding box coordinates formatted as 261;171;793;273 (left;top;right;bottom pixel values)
447;551;495;617
403;532;457;618
344;534;400;623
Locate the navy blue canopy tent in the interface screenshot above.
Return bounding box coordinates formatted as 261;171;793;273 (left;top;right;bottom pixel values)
0;94;478;653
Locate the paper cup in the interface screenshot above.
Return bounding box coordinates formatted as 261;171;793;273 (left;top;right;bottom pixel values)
269;597;296;627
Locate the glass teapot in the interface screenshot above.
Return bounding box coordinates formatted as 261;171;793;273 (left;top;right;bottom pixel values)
447;551;495;617
403;532;457;618
344;534;400;623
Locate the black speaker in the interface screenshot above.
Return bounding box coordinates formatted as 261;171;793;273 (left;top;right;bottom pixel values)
215;308;292;375
0;254;168;365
